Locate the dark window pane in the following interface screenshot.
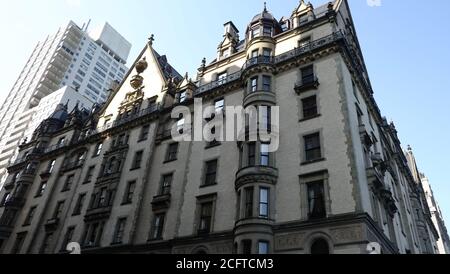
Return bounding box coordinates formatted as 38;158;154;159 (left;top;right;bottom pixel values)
307;181;326;219
199;202;213;233
245;187;254;218
204;160;217;186
302;96;318;118
304;133;321;161
310;239;330;254
248;143;256;166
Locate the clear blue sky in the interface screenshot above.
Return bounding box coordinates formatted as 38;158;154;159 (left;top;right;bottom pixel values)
0;0;449;226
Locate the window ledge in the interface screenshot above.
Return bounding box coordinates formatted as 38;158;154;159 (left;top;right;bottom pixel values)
200;183;218;189
129;167;141;171
147;238;164;243
301;158;326;166
137;138;148;143
299;114;321;123
163;158;177;164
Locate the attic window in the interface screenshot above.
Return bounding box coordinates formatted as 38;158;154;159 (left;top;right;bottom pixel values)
281;21;289;31
251;28;260;38
263;26;273;36
299;14;308;25
180;91;187;103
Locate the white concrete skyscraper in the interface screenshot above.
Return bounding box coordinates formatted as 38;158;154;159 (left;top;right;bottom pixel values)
0;21;131;188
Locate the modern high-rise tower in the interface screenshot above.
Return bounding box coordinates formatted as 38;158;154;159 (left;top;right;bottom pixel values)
0;21;131;188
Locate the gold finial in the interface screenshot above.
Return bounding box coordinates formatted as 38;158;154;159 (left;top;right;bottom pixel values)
148;34;155;46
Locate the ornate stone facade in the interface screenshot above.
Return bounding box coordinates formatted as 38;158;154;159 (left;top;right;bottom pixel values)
0;0;441;254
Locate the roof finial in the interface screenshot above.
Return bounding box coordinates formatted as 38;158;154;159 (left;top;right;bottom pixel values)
148;34;155;46
264;2;267;12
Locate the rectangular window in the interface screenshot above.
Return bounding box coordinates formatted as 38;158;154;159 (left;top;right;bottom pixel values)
242;240;252;254
179;90;187;102
199;202;213;233
23;206;37;226
123;181;136;204
263;48;272;57
251;28;260;38
258;241;269;254
245;187;254;218
302;96;318;119
259;188;269;218
98;188;107;207
217;72;227;85
248;143;256;166
301;65;315;84
1;192;11;206
112;218;127;244
39;232;53;254
203;160;218;186
214;99;224;113
48;160;56;173
159;174;173;195
12;232;27;254
139;125;150;141
260;106;271;129
0;209;17;226
83;222;104;247
250;77;258;92
307;181;326;219
131;151;143;170
304;133;322;162
36;181;47;197
53;201;65;219
73;193;86;216
62;175;74;192
260;143;270;166
150;214;165;240
84;166;95;183
94;143;103;157
177;118;185;134
61;226;75;251
263;26;273;36
165;143;179;162
262;75;271;91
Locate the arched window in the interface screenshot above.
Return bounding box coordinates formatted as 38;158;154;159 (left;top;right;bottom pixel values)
310;238;330;255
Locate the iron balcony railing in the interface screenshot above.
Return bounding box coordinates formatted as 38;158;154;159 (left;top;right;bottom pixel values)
195;71;242;96
242;56;275;71
195;31;346;97
274;31;344;64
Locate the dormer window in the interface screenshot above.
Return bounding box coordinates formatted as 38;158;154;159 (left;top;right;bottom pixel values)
281;21;289;32
299;14;308;25
263;26;273;36
179;90;187;103
251;28;260;38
